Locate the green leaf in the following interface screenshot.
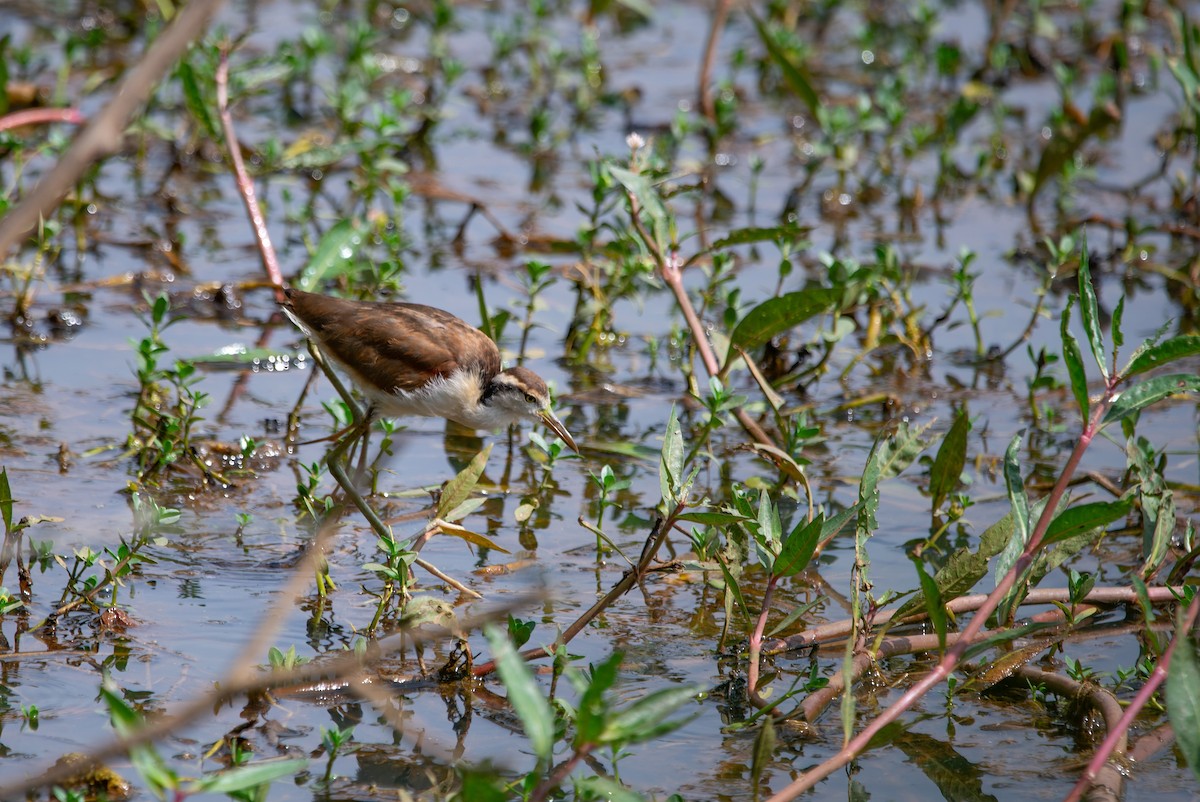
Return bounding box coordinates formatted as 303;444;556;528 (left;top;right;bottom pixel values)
912;559;947;653
1043;499;1132;546
1060;296;1090;421
716;556;751;625
1141;487;1176;579
892;547;988;622
755;490;782;570
437;445;492;519
873;420;935;481
1076;242;1108;381
576;652;623;747
609;165;671;252
600;685;701;745
1167;622;1200;783
677;511;751;527
767;596;825;637
1122;335;1200;378
484;625;555;764
298;220;365;290
1111;295;1125;350
177;60;218;140
995;432;1029;585
0;467;12;534
750;717;777;791
929;409;969;512
660;406;684;507
726;288;840;355
710;223;809;250
750;13;820;118
1102;374;1200;427
189;759;309;794
775;514;824;578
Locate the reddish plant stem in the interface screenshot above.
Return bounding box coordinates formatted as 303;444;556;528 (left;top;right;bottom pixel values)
765;394;1111;800
747;575;778;704
530;743;594;802
697;0;732;123
1063;590;1200;802
0;108;85;132
644;222;774;448
215;50;285;300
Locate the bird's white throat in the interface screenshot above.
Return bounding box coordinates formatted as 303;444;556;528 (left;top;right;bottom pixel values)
358;367;516;430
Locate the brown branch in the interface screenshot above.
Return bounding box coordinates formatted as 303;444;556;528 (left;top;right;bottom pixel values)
762;584;1187;655
0;0;228;262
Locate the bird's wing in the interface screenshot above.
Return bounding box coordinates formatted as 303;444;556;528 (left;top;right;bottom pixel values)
287;291;500;394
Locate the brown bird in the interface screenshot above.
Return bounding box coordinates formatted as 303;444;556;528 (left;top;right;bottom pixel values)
280;287;578;452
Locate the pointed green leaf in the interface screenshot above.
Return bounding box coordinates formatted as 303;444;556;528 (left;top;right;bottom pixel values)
1122;335;1200;378
1111;295;1125;350
727;288;840;354
750;14;820;118
190;759;309;794
775;513;824;577
1141;487;1176;579
995;432;1029;585
819;502;859;544
1167;623;1200;783
751;717;777;790
677;510;751;527
177;60;219;140
437;444;492;519
1076;243;1109;381
660;406;684;506
912;559;947;653
1103;374;1200;427
0;467;12;534
600;685;701;745
755;490;782;570
576;652;623;746
485;625;555;763
716;554;751;625
1043;498;1132;546
874;420;935;481
1060;296;1090;420
893;547;989;621
711;223;810;250
767;596;825;637
929;409;970;512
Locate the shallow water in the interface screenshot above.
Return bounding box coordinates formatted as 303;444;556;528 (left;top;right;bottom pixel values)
0;1;1197;800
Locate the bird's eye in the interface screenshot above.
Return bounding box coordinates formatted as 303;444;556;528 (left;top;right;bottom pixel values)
524;393;537;404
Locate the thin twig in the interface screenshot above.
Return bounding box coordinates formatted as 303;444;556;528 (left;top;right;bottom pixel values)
216;48;285;299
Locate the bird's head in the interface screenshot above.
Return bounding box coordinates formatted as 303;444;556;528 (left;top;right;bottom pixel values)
484;367;578;453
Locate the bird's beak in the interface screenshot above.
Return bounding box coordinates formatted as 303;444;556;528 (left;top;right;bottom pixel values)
539;409;579;453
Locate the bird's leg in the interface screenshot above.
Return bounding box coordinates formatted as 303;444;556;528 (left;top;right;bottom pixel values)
304;346;391;544
305;339;366;433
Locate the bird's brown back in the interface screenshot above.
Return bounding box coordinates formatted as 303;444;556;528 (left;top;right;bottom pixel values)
282;288;501;393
